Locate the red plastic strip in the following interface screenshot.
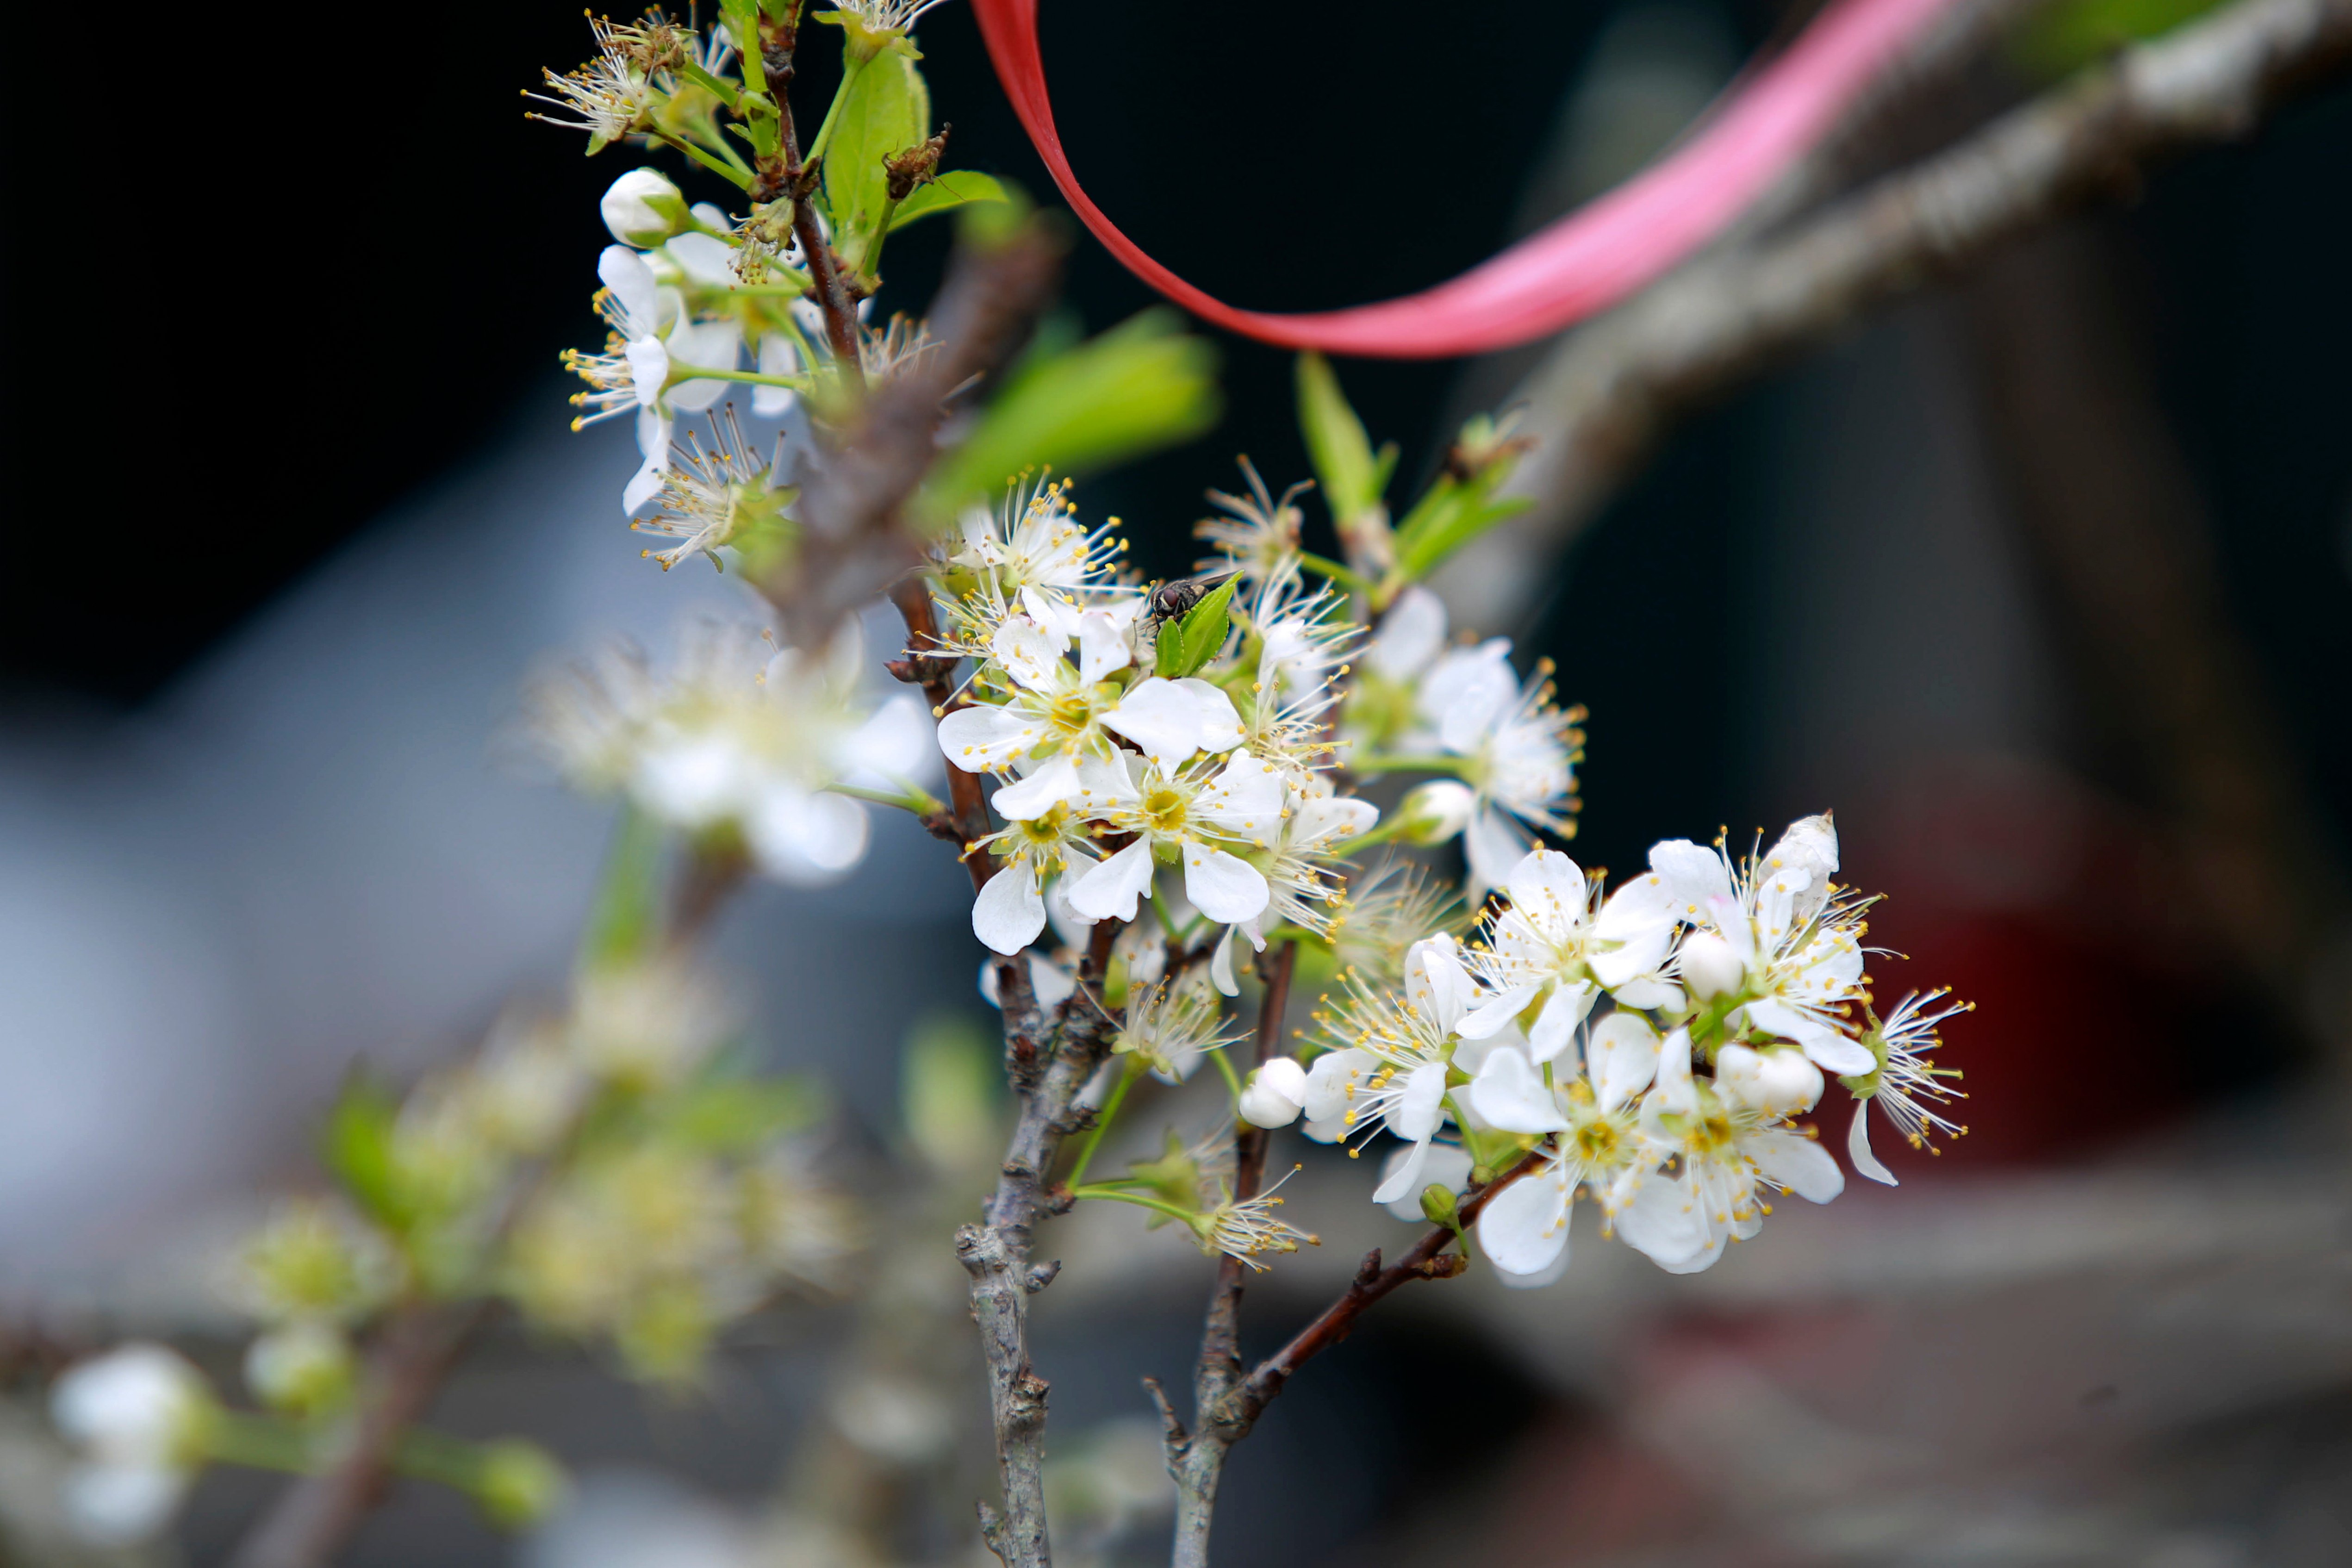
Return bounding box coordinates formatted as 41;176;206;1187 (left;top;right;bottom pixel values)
973;0;1961;357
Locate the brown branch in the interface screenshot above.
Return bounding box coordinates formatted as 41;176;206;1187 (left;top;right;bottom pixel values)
227;1301;489;1568
1478;0;2352;603
1157;1147;1541;1567
963;917;1128;1568
1163;940;1293;1565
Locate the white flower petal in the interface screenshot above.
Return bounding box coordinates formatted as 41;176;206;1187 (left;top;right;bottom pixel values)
1526;980;1594;1066
1381;1142;1473;1220
1403;935;1475;1034
1647;839;1733;915
1370;1136;1433;1206
1067;840;1157;923
1587;1011;1661;1114
1613;1173;1717;1273
972;864;1047;955
1455;983;1539;1041
1848;1100;1898;1186
1181;845;1269;926
1302;1047;1375;1125
935;703;1045;773
1468;1046;1568;1133
1464;806;1531;893
1367;585;1446;679
1388;1062;1450;1143
598;244;661;329
747;788;869;884
1102;678;1217;766
991;753;1083;820
1476;1168;1573;1276
1746;1126;1845;1204
754;332;800;418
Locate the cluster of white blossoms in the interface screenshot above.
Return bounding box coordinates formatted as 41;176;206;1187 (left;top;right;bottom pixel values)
529;616;937;886
1238;815;1970;1282
933;475;1401;996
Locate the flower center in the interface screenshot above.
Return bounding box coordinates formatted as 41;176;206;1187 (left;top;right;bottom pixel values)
1142;786;1188;836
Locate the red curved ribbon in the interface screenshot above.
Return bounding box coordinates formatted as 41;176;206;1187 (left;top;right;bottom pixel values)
974;0;1960;357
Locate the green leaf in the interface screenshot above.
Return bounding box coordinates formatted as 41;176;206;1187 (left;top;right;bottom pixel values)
1163;575;1238;678
321;1073;408;1230
1153;620;1185;679
654;1074;821;1153
820;45;928;262
579;803;665;971
888;170;1008;230
2009;0;2227;78
1295;353;1387;521
1391;485;1531;582
917;310;1220;524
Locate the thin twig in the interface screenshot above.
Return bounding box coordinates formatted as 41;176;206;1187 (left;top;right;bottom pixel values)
1157;1148;1541;1567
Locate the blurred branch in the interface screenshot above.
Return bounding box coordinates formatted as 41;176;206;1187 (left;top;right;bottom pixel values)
227;1301;488;1568
1482;0;2352;586
1962;227;2352;1050
763;221;1067;632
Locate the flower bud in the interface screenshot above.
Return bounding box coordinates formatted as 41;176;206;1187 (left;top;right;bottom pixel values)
1238;1057;1308;1128
1679;930;1745;1000
600;168;688;247
243;1322;355;1418
472;1438;569;1530
1715;1042;1824;1116
1396;780;1475;846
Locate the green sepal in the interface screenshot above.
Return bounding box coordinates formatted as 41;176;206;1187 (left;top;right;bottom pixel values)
1157;574;1238;678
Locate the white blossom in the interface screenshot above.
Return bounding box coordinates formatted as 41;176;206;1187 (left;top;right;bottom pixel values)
1843;989;1971;1184
1064;751;1287;926
50;1344;212;1546
1456;848;1683;1064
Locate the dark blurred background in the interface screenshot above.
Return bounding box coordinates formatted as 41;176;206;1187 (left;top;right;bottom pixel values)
3;1;2349;1564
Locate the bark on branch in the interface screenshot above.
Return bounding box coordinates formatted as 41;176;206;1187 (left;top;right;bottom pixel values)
964;919;1126;1568
1494;0;2352;565
1155;1151;1541;1565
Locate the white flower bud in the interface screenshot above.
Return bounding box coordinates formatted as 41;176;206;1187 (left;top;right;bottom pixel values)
1715;1042;1825;1116
1238;1057;1309;1128
600;168;688;247
244;1322;355;1417
1679;930;1745;1000
1396;780;1475;846
52;1345;209;1462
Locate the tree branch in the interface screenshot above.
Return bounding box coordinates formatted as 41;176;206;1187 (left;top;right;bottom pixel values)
1477;0;2352;599
1156;1150;1541;1565
1164;940;1295;1567
962;918;1127;1568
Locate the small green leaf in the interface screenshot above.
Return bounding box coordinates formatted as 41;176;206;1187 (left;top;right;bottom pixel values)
1296;353;1386;521
889;170;1008;230
821;45;928;262
1167;575;1238;678
917;310;1220;523
1392;489;1531;582
1154;619;1186;678
580;803;665;971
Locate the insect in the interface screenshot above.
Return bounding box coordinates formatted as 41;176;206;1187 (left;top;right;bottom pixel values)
1147;571;1236;625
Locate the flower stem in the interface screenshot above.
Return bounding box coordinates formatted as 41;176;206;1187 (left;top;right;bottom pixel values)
649;129;756;190
1294;551;1374;597
1065;1058;1139;1188
1349;753;1466;776
664;361;811;390
1067;1184;1200;1227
